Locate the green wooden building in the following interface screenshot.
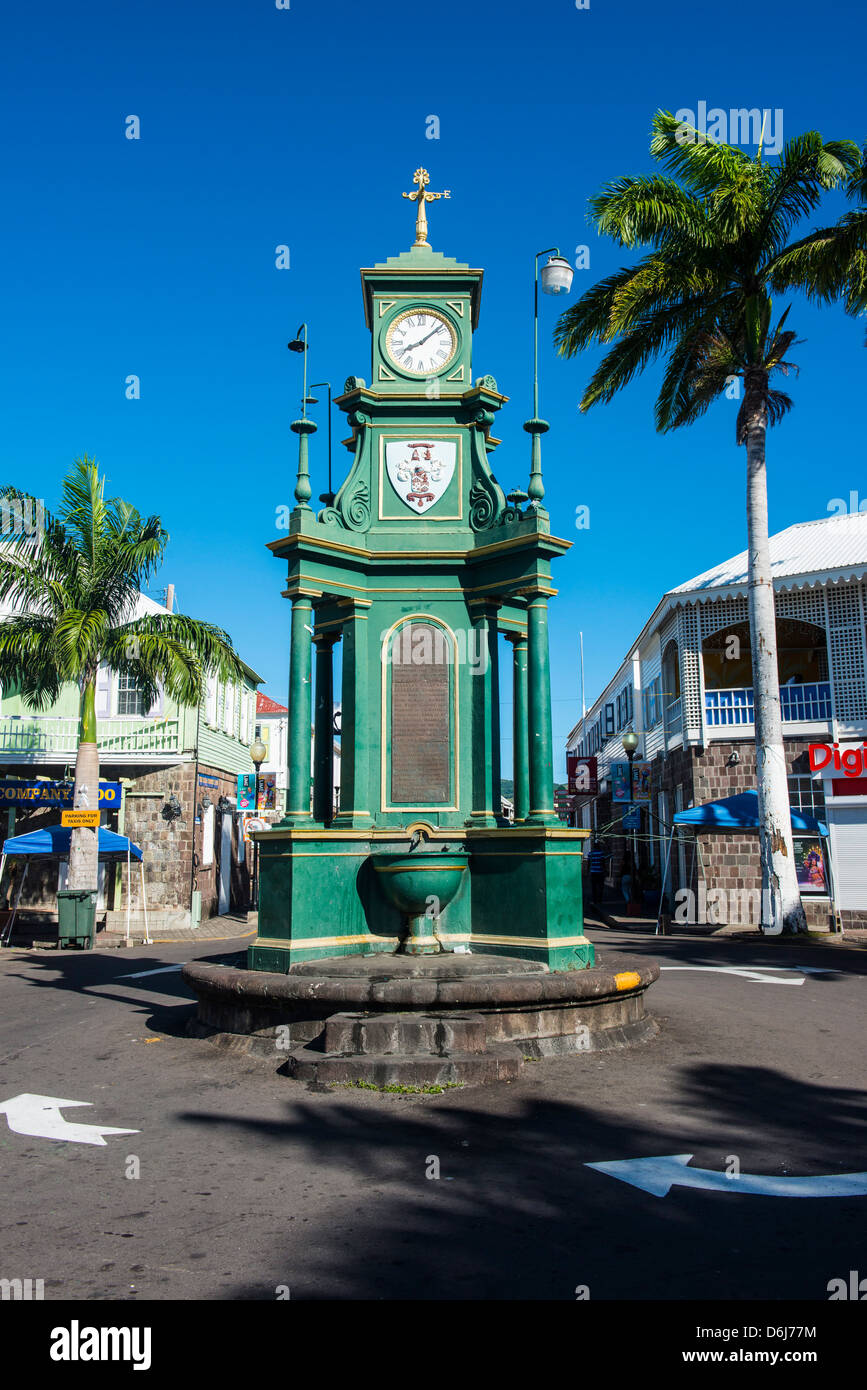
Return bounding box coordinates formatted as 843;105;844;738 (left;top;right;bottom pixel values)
0;591;262;926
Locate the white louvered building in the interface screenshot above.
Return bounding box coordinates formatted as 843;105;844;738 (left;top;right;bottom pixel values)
567;512;867;929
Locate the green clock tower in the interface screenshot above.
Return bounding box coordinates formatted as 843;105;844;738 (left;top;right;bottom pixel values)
248;169;594;973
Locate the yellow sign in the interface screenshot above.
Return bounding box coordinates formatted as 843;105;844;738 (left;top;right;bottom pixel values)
61;809;100;828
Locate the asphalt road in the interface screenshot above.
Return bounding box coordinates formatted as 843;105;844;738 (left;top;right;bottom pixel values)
1;925;866;1302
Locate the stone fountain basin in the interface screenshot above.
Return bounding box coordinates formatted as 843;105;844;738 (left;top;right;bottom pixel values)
370;850;468;916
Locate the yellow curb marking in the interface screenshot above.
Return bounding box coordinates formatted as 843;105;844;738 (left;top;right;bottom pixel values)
614;971;642;991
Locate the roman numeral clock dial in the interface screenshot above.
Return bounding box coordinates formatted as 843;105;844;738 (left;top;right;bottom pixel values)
386;310;457;376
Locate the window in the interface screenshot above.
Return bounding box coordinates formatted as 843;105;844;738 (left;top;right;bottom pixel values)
116;671;145;717
224;684;235;736
616;685;634;731
643;676;662;729
662;641;681;703
788;775;826;818
604;703;615;738
206;674;217;726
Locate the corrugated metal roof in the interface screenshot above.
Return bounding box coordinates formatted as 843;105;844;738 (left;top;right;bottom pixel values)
672;511;867;595
256;692;288;715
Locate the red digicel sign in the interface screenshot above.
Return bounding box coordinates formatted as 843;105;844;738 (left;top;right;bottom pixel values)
809;742;867;778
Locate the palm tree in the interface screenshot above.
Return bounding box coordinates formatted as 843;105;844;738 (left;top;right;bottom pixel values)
0;456;247;892
554;114;863;934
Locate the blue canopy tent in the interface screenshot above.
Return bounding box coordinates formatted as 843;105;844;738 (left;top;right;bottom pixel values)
0;825;148;946
656;790;834;935
672;790;828;837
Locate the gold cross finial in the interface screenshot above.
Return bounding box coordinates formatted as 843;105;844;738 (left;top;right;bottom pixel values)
401;167;451;248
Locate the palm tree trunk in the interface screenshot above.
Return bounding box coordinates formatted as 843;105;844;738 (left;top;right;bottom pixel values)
744;370;807;934
67;674;100;891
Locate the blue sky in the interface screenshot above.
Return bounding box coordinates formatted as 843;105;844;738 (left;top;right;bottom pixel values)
2;0;864;777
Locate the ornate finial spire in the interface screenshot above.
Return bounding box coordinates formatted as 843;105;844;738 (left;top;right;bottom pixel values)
401;168;451;249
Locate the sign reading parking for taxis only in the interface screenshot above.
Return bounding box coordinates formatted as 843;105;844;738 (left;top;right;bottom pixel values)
60;809;101;828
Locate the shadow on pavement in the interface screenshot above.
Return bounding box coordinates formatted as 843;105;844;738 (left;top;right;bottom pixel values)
173;1061;867;1301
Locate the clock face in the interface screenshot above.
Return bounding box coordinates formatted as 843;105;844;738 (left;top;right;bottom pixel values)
385;309;457;376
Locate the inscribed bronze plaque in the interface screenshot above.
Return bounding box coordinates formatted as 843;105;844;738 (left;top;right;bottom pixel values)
390;623;451;803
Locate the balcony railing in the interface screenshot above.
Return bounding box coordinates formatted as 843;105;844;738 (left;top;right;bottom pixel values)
664;697;683;737
705;681;832;727
0;715;181;756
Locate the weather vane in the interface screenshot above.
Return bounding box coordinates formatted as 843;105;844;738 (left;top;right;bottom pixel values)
401;168;450;249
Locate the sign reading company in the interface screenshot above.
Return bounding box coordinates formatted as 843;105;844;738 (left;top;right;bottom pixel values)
385;439;456;515
0;780;122;808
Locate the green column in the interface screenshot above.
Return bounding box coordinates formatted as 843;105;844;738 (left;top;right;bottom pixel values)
332;599;372;829
313;632;337;826
466;601;502;828
507;632;529;822
284;594;313;825
526;592;557;825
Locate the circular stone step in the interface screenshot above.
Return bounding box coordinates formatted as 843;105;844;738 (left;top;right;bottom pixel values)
182;952;659;1085
289;953;549;980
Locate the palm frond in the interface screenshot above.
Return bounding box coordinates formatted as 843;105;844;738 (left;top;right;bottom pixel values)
656;322;743;431
0;614;65;708
650;111;753;196
588;175;709;249
578;296;720;409
108;613;248;709
768;211;867;314
553;265;646;354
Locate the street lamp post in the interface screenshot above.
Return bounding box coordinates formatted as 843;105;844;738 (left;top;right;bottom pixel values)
305;381;334;507
288;325;316;511
621;730;640;905
523;249;574;507
249;739;267;911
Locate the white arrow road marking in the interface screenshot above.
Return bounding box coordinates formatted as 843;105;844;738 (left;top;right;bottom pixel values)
587;1153;867;1198
659;965;830;986
117;964;186;979
0;1094;139;1147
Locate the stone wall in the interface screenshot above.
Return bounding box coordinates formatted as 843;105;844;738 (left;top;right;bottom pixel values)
1;761;253;931
121;762;251;924
586;737;843;930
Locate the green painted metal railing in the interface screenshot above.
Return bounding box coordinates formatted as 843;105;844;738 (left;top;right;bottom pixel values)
0;716;181;755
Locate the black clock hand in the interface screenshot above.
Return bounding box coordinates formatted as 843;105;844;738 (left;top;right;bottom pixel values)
404;325;441;352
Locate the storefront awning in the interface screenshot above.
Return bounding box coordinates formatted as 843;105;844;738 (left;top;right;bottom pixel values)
673;790;828;838
1;825;144;860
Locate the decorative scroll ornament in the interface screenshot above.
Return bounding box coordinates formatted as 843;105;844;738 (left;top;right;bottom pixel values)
502;486;529;525
343;478;370;530
469;477;497;531
385;440;456;515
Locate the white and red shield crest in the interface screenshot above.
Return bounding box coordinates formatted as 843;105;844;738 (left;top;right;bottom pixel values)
385;440;456;515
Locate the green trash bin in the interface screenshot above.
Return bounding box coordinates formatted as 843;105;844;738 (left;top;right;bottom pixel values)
57;889;97;949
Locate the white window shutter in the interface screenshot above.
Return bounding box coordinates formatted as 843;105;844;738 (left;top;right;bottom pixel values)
148;683;164;717
96;664;112;717
206;673;217;725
